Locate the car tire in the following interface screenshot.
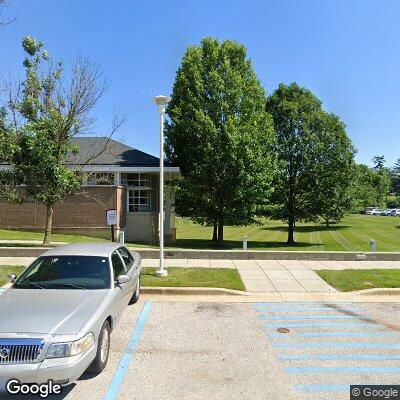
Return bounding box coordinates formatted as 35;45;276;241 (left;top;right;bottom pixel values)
129;276;140;305
88;320;111;374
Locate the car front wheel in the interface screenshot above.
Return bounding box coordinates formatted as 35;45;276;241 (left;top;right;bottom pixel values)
129;276;140;304
88;320;111;374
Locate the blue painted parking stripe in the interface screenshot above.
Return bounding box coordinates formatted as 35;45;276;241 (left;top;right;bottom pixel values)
273;341;400;349
253;302;355;307
288;366;400;374
260;314;357;320
103;301;152;400
280;353;400;361
268;331;395;338
264;322;377;328
255;307;362;313
294;384;352;393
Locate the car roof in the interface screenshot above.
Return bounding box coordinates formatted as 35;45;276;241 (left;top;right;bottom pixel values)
41;243;125;258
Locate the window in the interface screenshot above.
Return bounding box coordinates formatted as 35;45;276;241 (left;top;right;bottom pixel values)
121;173;150;187
118;247;134;270
13;256;111;290
111;251;125;278
128;189;150;212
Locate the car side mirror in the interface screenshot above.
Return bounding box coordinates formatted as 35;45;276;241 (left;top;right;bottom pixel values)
116;274;131;285
7;273;17;283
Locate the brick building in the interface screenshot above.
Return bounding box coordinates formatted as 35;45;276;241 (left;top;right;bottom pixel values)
0;137;179;243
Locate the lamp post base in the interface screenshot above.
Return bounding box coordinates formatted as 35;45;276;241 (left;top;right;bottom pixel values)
155;269;168;277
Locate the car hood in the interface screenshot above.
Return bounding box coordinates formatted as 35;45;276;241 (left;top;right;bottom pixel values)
0;288;108;335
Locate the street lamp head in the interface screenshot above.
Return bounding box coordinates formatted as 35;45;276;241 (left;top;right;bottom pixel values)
154;95;171;114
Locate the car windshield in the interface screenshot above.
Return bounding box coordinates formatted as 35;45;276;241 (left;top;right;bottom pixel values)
13;256;111;290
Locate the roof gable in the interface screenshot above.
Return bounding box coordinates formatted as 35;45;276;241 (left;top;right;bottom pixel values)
67;137;175;167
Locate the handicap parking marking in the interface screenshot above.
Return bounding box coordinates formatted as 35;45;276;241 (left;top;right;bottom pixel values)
263;322;378;328
268;331;395;338
294;384;354;393
103;300;153;400
273;341;400;349
0;288;5;295
279;353;400;361
256;306;363;313
253;302;358;307
260;314;358;320
287;366;400;374
252;301;400;396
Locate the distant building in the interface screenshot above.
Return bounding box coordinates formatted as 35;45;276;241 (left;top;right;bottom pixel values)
0;137;180;243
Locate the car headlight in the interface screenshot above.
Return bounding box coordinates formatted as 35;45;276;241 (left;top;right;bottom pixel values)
46;333;95;359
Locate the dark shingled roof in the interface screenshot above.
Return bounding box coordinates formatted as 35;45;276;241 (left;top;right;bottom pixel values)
67;137;176;167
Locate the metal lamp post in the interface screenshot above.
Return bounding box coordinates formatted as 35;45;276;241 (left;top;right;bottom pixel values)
154;95;171;277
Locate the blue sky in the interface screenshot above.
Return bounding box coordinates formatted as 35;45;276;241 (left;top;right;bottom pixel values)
1;0;399;166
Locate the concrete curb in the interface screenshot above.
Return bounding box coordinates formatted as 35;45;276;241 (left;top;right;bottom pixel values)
1;245;400;261
141;286;247;296
351;288;400;296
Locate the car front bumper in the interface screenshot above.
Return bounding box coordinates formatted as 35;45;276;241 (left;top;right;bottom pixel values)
0;345;96;391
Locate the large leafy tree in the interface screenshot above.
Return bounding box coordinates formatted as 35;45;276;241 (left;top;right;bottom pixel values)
0;37;120;244
312;113;355;226
349;164;391;211
165;37;275;246
265;83;354;244
390;158;400;195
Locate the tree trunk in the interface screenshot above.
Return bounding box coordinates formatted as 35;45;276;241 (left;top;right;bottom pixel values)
212;223;218;241
217;220;224;247
43;202;54;246
325;219;330;228
287;215;295;245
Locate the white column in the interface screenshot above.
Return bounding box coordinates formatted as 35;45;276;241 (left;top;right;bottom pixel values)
114;172;121;186
156;111;167;276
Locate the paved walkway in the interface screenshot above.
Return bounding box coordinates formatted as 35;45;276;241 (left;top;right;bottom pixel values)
1;257;400;294
142;259;400;294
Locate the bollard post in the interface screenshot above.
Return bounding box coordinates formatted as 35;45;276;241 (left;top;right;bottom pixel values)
119;231;125;244
243;236;248;251
370;240;376;253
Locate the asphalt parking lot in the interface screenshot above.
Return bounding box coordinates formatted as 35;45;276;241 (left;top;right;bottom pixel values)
4;298;400;400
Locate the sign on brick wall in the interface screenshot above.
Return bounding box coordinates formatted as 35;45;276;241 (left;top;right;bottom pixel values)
106;209;117;226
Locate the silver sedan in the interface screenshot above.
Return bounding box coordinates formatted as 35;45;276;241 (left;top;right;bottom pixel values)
0;243;141;391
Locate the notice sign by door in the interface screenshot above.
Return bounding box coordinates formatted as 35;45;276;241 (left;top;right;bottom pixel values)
106;209;117;226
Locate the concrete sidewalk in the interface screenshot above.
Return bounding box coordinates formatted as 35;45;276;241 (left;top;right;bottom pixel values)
142;259;400;294
144;259;335;293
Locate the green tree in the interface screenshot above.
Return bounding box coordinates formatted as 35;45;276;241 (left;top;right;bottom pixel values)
265;83;354;244
390;158;400;195
372;155;386;171
313;113;355;226
165;37;275;246
0;37;120;244
350;164;391;211
393;158;400;175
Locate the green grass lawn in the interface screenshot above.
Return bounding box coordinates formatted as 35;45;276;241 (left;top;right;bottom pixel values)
0;230;108;245
0;214;399;252
0;266;25;286
159;214;400;252
317;269;400;292
141;267;245;291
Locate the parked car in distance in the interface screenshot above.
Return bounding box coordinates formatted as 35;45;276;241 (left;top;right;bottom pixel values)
380;209;394;216
391;209;400;217
366;208;383;215
0;243;141;391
